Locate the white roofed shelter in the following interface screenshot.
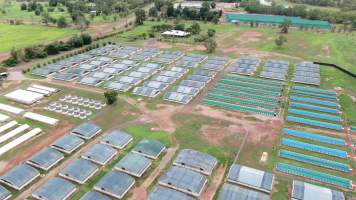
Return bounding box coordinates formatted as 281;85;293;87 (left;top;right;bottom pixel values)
23;112;59;126
4;89;44;105
0;103;24;115
0;128;42;156
0;113;9;123
161;30;190;37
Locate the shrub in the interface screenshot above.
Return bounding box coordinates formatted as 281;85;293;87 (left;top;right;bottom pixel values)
45;43;60;55
68;35;84;48
81;34;92;45
57;16;67;28
2;56;18;67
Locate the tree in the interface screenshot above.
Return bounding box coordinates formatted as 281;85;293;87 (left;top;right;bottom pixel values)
20;3;27;10
204;38;217;53
275;35;287;48
199;2;210;20
212;14;219;24
57;16;67;28
135;8;146;25
190;22;201;35
104;90;118;105
210;2;216;9
154;0;165;11
281;19;291;34
207;29;216;37
149;7;158;17
42;12;50;25
174;23;185;31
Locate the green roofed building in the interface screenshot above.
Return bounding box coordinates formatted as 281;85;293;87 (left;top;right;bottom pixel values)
225;13;331;29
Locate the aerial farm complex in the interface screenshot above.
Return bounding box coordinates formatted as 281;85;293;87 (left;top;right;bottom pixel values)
0;1;356;199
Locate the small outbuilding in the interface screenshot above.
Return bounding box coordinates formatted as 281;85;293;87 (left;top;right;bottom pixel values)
147;186;194;200
114;152;152;177
59;159;99;184
132;139;165;159
158;166;207;197
0;164;40;190
81;144;117;165
32;177;76;200
27;147;64;171
94;171;135;199
70;122;102;140
100;130;133;149
218;183;270;200
227;164;275;194
292;180;345;200
161;30;190;37
51;134;85;154
79;191;111;200
173;149;218;176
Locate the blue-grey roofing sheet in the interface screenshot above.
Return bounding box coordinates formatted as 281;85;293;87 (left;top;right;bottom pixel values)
174;149;217;175
100;130;133;149
0;164;40;190
159;166;207;196
71;122;101;139
59;159;98;184
0;185;11;200
133;87;160;97
27;147;64;170
227;164;274;193
79;191;111;200
292;180;345;200
132;139;165;159
51;134;85;154
104;81;132;92
32;177;76;200
147;186;194;200
218;183;270;200
82;144;116;165
78;77;102;86
115;152;151;177
164;92;193;104
94;171;135;199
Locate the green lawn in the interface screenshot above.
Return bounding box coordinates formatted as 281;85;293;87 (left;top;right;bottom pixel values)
0;23;79;52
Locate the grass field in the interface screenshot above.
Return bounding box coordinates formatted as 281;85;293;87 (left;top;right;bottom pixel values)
172;113;243;164
0;23;78;52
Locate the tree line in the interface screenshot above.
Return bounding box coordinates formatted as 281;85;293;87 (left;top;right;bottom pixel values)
148;0;222;23
2;34;92;67
286;0;356;10
242;1;356;30
17;0;153;28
